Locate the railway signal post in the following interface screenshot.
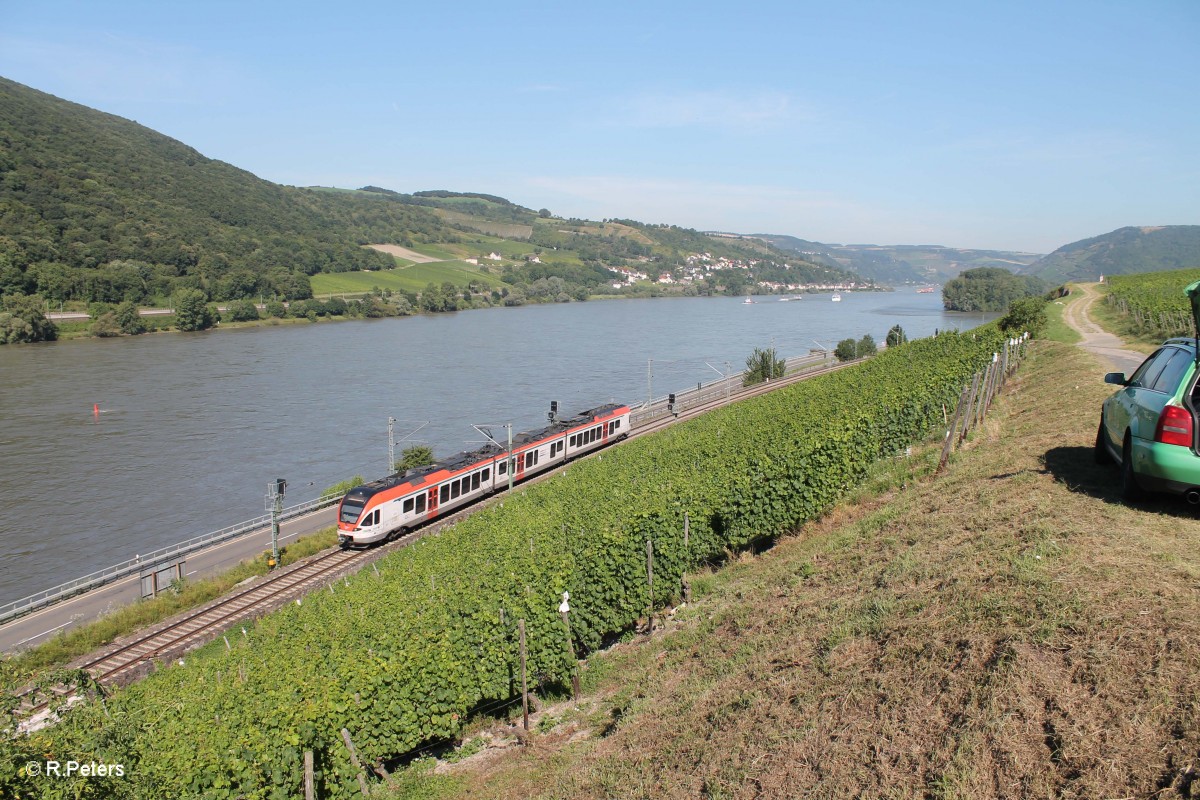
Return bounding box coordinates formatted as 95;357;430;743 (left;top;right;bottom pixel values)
267;478;286;568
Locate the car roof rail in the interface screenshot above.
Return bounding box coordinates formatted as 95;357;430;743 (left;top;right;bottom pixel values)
1164;337;1197;347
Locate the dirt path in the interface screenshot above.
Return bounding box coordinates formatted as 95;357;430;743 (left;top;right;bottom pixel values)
1061;282;1148;376
366;243;441;263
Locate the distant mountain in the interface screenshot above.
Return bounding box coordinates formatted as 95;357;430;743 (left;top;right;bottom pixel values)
745;234;1041;285
1025;225;1200;283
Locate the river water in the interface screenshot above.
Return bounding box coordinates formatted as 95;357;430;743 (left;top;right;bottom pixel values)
0;291;990;603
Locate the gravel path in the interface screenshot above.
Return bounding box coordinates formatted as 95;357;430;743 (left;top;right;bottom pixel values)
1061;282;1148;376
367;244;441;263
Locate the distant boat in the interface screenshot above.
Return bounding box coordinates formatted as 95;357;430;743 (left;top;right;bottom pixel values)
831;293;842;302
742;297;755;304
917;286;936;294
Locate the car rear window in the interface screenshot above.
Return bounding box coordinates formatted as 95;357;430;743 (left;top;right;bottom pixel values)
1150;348;1194;394
1129;348;1167;387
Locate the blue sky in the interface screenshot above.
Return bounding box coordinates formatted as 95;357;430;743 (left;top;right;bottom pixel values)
1;0;1196;253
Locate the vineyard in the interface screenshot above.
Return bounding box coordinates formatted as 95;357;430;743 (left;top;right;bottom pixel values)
2;329;1011;799
1104;268;1200;338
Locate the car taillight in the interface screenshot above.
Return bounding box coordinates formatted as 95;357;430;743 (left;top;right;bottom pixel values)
1154;404;1194;447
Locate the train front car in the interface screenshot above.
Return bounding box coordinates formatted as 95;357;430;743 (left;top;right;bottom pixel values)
336;485;387;547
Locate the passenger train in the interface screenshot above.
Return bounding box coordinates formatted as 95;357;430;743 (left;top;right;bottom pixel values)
336;403;632;547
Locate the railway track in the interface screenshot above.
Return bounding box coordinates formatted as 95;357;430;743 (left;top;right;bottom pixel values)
13;356;852;725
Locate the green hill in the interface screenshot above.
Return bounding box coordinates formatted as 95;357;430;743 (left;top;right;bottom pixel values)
1027;225;1200;283
0;75;864;316
0;77;457;304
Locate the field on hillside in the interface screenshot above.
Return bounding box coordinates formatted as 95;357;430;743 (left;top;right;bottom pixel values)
1104;267;1200;339
417;340;1200;800
435;208;534;239
310;261;499;295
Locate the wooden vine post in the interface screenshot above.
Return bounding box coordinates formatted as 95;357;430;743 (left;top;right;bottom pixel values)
559;592;580;702
518;618;529;732
303;750;314;800
341;728;370;797
681;512;691;604
937;384;972;474
960;371;982;442
645;539;656;633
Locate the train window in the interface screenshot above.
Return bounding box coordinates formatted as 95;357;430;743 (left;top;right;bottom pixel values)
403;498;414;514
472;472;481;490
451;481;460;499
340;500;365;525
440;484;450;504
482;467;490;481
498;461;507;475
416;494;426;514
373;510;381;525
569;435;576;447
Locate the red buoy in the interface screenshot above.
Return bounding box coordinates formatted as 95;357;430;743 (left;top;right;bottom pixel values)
93;403;99;416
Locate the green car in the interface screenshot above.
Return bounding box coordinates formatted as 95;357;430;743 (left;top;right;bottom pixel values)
1096;280;1200;502
1096;337;1200;501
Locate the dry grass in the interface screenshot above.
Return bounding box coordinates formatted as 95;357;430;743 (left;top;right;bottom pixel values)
383;341;1200;799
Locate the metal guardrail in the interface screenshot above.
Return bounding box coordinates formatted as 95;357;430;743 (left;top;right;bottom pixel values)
0;495;341;626
0;350;837;628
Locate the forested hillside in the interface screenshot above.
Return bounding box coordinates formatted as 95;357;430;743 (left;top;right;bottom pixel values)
0;77;459;305
1027;225;1200;283
0;76;862;319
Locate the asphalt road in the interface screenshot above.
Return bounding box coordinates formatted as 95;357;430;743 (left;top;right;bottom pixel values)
0;506;336;652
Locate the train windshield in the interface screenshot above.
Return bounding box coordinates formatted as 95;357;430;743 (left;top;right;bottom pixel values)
339;500;365;525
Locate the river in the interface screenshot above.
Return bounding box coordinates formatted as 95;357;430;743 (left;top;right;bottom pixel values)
0;291;992;603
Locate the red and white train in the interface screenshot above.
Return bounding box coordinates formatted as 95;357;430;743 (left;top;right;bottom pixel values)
337;403;632;547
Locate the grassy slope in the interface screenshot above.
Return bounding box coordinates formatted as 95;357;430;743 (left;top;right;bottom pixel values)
310;262;499;295
394;337;1200;798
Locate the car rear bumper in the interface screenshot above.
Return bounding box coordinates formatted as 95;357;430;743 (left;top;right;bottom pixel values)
1135;439;1200;495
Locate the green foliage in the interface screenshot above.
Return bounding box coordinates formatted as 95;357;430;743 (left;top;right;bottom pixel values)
419;282;460;313
0;293;57;343
4;329;1009;799
171;288;216;331
226;298;261;322
396;446;435;472
942;267;1048;312
320;476;365;503
886;324;908;347
834;335;876;361
89;312;120;337
998;296;1049;337
264;299;287;318
1105;268;1200;338
742;347;786;386
115;300;146;334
